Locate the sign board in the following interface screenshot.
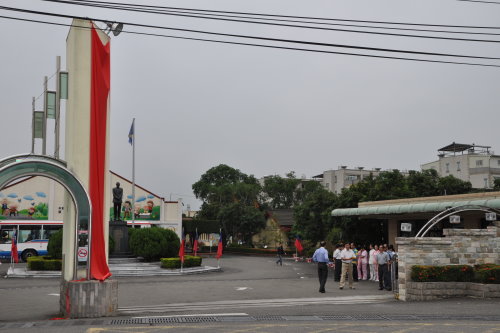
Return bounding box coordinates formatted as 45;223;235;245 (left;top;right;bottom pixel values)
77;246;88;262
485;212;497;221
400;223;412;232
449;215;461;224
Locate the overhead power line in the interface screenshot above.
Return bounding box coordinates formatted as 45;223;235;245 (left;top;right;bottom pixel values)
40;0;500;37
43;0;500;29
458;0;500;3
1;5;500;61
1;14;499;68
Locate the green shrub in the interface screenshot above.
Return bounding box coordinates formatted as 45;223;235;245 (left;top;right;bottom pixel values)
47;229;63;259
160;255;202;269
411;264;496;283
474;264;500;284
129;227;180;261
27;256;62;271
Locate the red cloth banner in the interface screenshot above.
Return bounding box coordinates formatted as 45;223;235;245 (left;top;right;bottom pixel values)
89;26;111;281
11;232;18;263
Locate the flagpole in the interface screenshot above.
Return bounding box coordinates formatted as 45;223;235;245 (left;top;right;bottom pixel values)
217;228;221;269
131;118;135;227
180;227;184;273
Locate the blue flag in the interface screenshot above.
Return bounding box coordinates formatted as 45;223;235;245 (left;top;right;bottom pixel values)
128;120;134;145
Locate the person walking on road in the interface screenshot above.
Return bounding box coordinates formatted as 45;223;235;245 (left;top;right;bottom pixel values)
276;243;286;266
339;243;356;290
312;241;330;293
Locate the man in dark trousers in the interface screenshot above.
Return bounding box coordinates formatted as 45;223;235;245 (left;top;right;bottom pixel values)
312;241;330;293
112;182;123;221
276;243;286;266
376;245;392;291
333;243;343;281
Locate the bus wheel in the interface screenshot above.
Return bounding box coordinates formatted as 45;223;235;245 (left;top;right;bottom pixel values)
21;249;37;262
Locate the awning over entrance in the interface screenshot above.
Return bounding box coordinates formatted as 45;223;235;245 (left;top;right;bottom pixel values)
331;198;500;217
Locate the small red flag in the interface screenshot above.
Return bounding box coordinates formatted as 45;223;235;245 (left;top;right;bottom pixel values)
216;232;223;259
193;230;199;257
11;231;19;263
178;237;185;263
294;237;304;253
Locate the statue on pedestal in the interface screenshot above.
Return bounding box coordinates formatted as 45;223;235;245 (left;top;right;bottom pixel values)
112;182;123;221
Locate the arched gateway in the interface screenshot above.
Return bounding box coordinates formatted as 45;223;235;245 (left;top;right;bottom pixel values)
0;154;92;279
0;154;117;317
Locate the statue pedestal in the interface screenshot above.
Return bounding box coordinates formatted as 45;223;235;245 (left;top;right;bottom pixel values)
109;220;130;256
60;279;118;318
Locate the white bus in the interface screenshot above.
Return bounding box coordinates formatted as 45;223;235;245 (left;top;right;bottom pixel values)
0;220;63;262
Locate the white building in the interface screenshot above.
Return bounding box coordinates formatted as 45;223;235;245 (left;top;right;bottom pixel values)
0;171;183;238
313;166;383;194
421;143;500;189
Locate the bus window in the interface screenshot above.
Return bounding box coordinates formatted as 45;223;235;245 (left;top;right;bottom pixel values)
19;225;41;243
42;225;62;240
0;225;16;244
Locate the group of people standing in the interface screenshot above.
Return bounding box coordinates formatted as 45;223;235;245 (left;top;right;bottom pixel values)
312;242;396;293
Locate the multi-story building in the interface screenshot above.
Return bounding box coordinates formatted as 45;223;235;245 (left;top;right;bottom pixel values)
313;166;383;194
421;142;500;189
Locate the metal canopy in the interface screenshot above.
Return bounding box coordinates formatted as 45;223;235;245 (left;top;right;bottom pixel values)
331;198;500;217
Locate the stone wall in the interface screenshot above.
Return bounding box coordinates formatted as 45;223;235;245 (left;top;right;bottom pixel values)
396;222;500;301
406;282;500;301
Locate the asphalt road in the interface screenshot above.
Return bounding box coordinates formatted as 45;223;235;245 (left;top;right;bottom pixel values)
0;255;499;332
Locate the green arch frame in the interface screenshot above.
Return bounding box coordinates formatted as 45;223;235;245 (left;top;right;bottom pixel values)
0;154;92;280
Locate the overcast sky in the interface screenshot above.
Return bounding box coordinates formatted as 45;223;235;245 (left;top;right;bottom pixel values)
1;0;499;210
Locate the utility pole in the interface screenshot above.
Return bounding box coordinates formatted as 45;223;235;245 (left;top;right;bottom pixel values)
55;56;61;159
42;76;48;156
31;97;35;154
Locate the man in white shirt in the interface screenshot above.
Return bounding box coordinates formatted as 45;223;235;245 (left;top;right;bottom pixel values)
333;244;343;282
339;243;355;289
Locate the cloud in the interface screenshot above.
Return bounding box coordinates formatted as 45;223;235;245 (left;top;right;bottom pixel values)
7;193;17;198
23;195;34;201
136;196;146;203
36;192;47;198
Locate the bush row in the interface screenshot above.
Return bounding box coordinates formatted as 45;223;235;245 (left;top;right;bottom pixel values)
160;255;202;269
27;256;62;271
411;264;500;284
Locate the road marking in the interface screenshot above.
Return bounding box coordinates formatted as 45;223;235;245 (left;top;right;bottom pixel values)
132;313;248;319
48;293;59;296
119;295;393;315
236;287;252;291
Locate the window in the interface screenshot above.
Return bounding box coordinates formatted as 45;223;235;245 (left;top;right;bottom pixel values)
18;225;41;243
334;176;337;183
476;160;483;167
456;161;461;172
0;225;16;244
445;163;450;173
484;178;488;188
497;160;500;166
42;225;62;240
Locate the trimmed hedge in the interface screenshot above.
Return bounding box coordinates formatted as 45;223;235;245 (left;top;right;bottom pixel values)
27;256;62;271
47;229;63;259
129;227;180;261
475;264;500;284
160;255;202;269
411;264;499;284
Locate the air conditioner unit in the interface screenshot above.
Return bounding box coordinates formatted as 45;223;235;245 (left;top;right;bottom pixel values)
400;223;412;232
449;215;461;224
485;212;497;221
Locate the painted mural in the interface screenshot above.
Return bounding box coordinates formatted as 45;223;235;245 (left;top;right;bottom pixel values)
0;191;49;220
109;194;160;221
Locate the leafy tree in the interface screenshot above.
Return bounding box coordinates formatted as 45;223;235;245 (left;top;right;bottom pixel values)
292;187;337;244
494;178;500;190
262;172;301;209
438;175;472;195
192;164;265;243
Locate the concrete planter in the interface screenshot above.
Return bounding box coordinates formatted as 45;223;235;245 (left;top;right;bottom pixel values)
405;281;500;301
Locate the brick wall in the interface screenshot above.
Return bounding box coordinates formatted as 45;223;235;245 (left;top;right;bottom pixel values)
396;222;500;301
